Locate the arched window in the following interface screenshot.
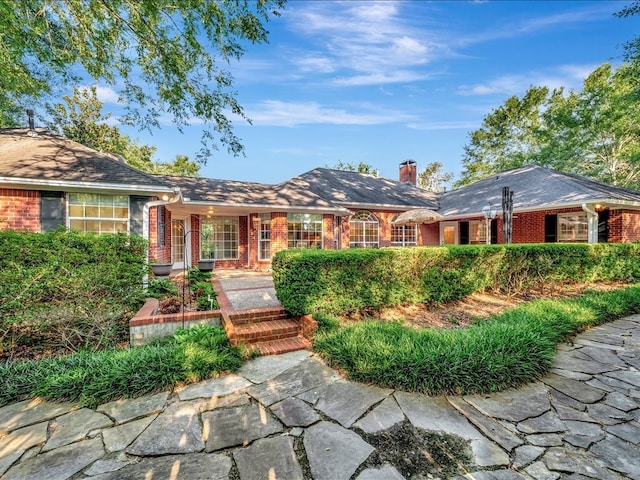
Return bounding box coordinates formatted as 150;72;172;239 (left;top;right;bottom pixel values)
349;211;379;248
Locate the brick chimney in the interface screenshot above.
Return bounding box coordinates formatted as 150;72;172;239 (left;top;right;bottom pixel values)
399;160;417;186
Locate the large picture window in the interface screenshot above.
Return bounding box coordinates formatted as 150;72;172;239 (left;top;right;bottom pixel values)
68;193;128;234
558;213;588;242
349;211;379;248
391;224;417;246
287;213;323;249
200;216;239;260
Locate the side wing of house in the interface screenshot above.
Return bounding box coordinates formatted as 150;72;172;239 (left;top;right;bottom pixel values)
434;165;640;245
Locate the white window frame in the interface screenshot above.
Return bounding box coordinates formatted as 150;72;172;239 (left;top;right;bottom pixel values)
391;224;417;246
258;213;271;261
200;216;240;260
67;193;129;234
287;213;323;249
349;211;379;248
469;220;487;244
558;213;588;243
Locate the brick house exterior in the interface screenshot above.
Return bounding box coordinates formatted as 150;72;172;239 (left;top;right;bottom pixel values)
2;128;640;272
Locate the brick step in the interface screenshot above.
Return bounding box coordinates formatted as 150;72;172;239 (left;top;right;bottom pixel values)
229;308;288;325
233;318;300;343
251;336;312;356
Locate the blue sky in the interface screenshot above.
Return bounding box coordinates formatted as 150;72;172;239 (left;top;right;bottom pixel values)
110;0;637;186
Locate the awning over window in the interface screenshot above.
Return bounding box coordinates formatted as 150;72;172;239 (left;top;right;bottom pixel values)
392;208;445;225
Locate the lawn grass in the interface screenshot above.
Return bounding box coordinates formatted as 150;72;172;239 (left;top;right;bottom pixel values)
313;284;640;396
0;325;245;409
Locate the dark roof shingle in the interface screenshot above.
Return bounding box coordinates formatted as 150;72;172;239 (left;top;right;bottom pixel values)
439;165;640;217
0;128;170;188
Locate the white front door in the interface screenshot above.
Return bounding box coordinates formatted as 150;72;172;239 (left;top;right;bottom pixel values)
171;219;189;269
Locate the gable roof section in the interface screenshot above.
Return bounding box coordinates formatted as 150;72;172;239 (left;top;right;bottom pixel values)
0;128;172;193
288;168;439;210
439;165;640;218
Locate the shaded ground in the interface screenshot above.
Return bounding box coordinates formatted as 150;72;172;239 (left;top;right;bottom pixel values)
358;422;473;479
359;282;628;329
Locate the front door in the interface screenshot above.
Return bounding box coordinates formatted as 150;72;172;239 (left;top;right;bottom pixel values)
440;222;458;245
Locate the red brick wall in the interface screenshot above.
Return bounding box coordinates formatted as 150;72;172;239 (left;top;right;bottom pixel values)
609;209;640;243
0;189;40;232
323;214;335;250
420;223;439;245
269;213;288;259
511;207;583;243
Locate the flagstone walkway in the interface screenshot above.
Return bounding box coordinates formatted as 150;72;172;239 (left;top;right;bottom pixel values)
1;315;640;479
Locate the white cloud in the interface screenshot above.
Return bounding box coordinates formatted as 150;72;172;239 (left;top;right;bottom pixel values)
283;1;444;86
247;100;415;127
94;85;120;104
457;64;598;97
407;120;481;131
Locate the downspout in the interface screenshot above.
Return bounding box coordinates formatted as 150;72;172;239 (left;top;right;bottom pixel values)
582;203;598;244
143;188;182;285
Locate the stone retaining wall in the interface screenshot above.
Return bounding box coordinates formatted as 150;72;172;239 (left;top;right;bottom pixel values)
129;298;222;346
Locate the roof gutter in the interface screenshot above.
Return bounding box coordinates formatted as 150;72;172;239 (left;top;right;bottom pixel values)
0;176;175;195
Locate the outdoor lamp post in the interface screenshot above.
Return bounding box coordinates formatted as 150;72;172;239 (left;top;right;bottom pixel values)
481;204;497;245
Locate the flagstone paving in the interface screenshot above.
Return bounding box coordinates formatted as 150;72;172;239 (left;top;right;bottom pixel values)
2;314;640;479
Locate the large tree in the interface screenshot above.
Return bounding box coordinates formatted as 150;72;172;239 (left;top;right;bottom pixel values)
329;161;377;174
456;86;550;187
418;161;453;192
47;86;200;176
456;62;640;190
0;0;285;158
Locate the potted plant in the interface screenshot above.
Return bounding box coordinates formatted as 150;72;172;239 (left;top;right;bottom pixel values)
198;241;215;272
150;261;173;276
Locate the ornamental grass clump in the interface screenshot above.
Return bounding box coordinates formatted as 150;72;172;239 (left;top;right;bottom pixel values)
0;325;244;408
313;285;640;396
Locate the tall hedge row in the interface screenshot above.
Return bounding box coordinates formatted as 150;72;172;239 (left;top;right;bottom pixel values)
0;228;148;355
272;243;640;316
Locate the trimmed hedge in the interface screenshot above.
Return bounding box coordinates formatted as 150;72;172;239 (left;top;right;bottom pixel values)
272;243;640;316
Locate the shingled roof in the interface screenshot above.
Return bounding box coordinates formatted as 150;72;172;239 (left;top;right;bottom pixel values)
158;174;347;213
0;128;172;191
439;165;640;218
287;168;439;210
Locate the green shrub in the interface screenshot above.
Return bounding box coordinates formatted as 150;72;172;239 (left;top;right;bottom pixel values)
0;228;147;357
273;243;640;316
313;285;640;395
147;278;179;299
187;267;212;283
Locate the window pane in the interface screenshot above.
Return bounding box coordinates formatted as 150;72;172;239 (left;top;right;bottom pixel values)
287;213;322;249
68;193;129;234
200;216;239;260
349;211;379;248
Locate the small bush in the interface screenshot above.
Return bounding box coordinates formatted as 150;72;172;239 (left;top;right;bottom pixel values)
187;267;212;283
147;278;179;299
